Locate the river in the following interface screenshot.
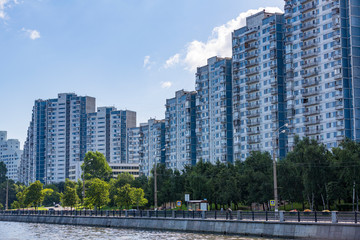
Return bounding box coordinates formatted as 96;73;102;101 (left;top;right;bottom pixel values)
0;221;280;240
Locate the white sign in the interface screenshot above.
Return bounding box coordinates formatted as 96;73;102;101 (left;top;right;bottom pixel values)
185;194;190;202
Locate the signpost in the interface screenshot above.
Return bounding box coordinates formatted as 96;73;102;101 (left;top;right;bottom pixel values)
185;194;190;210
270;200;275;207
176;200;182;207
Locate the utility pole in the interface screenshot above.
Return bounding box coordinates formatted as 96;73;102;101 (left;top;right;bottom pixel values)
154;162;157;209
272;138;278;212
82;164;86;205
5;179;9;210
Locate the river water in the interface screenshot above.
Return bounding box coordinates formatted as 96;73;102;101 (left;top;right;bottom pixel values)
0;221;280;240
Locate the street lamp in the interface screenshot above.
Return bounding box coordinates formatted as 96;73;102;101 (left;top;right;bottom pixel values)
272;123;288;212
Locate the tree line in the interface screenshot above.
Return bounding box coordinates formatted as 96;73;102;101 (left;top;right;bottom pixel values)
1;137;360;211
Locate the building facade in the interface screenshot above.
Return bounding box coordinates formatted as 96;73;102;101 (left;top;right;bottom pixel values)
195;56;233;164
20;93;96;184
138;119;165;177
283;0;360;149
86;107;136;163
232;11;286;161
0;131;22;182
165;90;197;172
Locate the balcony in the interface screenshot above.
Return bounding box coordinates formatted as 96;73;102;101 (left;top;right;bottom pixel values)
247;28;258;34
247;102;261;110
246;77;260;85
333;52;342;60
302;69;318;78
302;13;316;22
248;137;261;144
304;99;321;106
246;43;259;51
247;111;260;118
304;119;321;125
246;85;260;93
301;22;317;31
334;72;342;80
246;52;257;59
271;98;279;104
300;0;313;4
246;60;259;68
285;57;293;64
333;41;341;50
332;21;340;30
301;3;317;13
246;94;260;101
302;61;318;69
301;32;317;41
246;34;258;42
286;95;294;101
269;27;276;34
304;109;320;116
271;89;278;95
335;80;342;90
301;41;318;50
333;31;340;41
270;79;277;87
303;89;319;97
246;68;259;76
303;79;320;88
305;128;321;135
302;51;318;59
271;108;278;115
248;129;260;135
335;93;343;100
336;113;344;120
285;11;293;19
335;103;343;110
248;120;260;126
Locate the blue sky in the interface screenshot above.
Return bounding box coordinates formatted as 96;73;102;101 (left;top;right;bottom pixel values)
0;0;283;145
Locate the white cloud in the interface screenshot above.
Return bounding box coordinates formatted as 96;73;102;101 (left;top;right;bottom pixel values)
22;28;41;40
164;53;180;69
161;81;172;89
165;7;283;72
0;0;18;20
143;55;155;70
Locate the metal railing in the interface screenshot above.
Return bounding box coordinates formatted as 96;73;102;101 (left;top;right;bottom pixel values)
0;210;359;224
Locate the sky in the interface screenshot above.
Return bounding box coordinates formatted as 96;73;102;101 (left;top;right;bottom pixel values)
0;0;284;146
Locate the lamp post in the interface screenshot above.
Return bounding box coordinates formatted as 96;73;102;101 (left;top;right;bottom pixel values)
272;123;288;212
82;162;86;205
5;179;8;210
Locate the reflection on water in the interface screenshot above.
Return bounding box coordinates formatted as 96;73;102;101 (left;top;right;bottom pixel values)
0;221;280;240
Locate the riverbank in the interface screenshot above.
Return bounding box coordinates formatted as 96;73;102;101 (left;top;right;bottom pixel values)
0;214;359;239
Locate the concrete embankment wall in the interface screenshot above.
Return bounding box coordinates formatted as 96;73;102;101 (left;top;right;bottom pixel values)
0;215;359;240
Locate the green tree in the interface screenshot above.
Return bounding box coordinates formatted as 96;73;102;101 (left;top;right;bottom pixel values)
0;162;6;184
85;178;110;210
109;173;135;206
332;139;360;211
61;187;79;210
243;151;273;210
0;203;3;210
130;187;148;210
24;181;44;210
11;201;21;209
82;151;112;181
115;183;133;209
42;188;61;207
15;189;27;209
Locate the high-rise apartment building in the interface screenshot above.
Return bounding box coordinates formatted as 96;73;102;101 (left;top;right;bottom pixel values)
20;93;96;184
86;107;136;163
68;107;136;180
138;119;165;176
283;0;360;149
127;127;141;164
165;90;197;172
232;11;286;161
0;131;22;182
195;56;233;164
